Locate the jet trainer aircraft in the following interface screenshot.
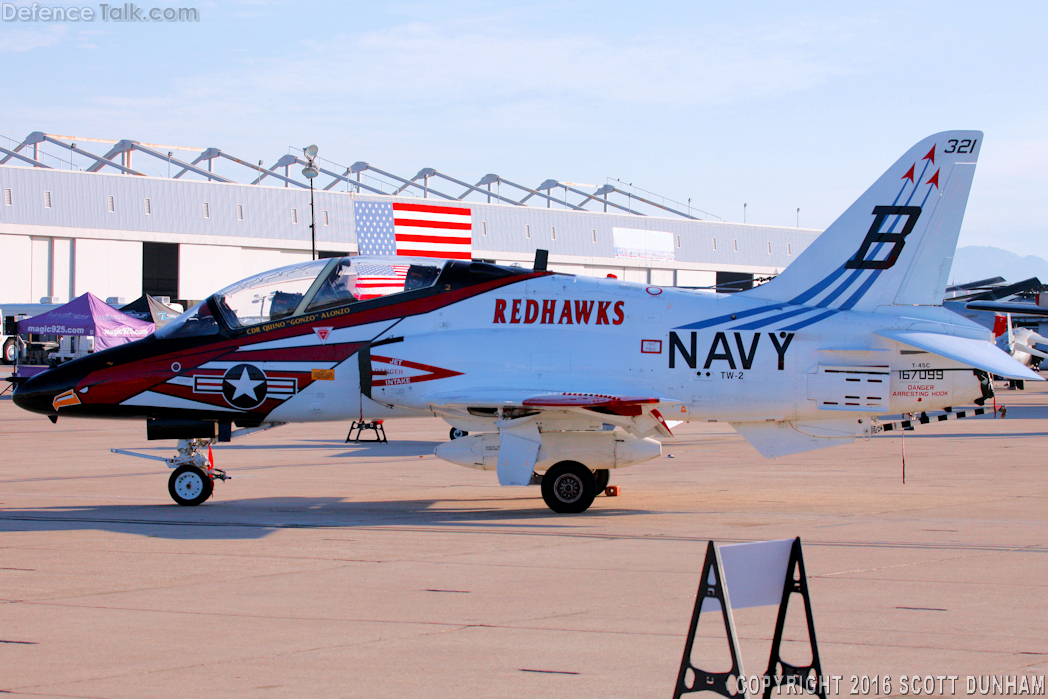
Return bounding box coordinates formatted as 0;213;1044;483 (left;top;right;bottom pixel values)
13;131;1042;513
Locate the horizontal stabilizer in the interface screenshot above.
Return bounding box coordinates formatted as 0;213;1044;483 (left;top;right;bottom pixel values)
876;330;1043;381
1015;343;1048;360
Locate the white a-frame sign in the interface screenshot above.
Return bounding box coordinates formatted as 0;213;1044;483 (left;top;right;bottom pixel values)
673;537;825;699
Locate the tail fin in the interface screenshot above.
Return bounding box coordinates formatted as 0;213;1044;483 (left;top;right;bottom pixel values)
744;131;982;311
992;314;1008;339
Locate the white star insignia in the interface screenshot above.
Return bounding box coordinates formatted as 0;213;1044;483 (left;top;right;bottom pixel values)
226;367;264;401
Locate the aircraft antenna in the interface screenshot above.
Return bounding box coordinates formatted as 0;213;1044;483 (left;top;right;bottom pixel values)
533;249;548;271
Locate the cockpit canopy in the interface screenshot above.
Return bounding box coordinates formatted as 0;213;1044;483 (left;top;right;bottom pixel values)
213;256;445;328
157;256;526;340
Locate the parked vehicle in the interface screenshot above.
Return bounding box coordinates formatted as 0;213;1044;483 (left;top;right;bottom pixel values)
1;303;61;365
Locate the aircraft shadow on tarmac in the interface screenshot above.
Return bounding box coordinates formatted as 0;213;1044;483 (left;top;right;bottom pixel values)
984;403;1048;419
124;438;444;460
0;496;657;540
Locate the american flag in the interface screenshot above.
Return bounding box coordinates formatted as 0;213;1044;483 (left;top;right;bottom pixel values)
354;200;472;260
355;263;409;300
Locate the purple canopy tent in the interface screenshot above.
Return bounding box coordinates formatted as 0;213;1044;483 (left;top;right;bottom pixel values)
16;292;155;351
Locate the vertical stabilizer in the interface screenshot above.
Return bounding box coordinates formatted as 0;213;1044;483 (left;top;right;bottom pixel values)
743;132;982;311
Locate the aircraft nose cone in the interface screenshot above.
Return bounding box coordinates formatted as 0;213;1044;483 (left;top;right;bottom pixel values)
12;365;82;416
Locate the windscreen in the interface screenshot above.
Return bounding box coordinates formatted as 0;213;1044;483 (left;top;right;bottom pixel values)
154;300;221;339
213;258;330;328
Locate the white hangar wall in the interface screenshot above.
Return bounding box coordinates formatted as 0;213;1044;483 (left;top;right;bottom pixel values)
178;245;311;301
0;165;820;305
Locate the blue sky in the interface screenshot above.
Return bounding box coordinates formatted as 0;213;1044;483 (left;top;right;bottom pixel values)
2;1;1046;255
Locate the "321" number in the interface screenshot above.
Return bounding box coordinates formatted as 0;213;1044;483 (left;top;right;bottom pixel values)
943;138;977;154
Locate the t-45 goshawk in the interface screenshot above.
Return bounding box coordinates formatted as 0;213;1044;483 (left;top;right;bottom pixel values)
14;131;1038;512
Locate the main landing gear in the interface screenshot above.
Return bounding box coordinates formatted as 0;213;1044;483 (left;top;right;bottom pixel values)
594;468;610;492
540;462;613;514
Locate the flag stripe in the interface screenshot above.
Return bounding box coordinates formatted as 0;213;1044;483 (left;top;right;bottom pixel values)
398;248;472;260
394;233;473;245
393;224;471;237
392;202;471;216
395;240;472;252
392;210;471;224
393;217;471;230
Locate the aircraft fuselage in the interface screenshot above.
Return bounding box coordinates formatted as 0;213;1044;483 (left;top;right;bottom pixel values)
15;269;986;431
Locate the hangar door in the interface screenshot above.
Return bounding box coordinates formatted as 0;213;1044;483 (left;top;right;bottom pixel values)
143;242;179;299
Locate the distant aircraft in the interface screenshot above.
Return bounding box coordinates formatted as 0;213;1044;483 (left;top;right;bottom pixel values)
946;276;1047;331
982;313;1047;390
1003;318;1048;369
949;278;1048;378
12;131;1041;513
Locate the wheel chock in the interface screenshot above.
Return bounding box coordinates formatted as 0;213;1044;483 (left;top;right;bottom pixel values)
605;486;620;497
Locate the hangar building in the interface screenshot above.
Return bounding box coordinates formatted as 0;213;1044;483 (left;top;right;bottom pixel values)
0;132;819;307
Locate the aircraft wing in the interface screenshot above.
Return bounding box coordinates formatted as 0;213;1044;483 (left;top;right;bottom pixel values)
965;300;1048;317
425;388;679;486
875;329;1043;381
423;388;681;436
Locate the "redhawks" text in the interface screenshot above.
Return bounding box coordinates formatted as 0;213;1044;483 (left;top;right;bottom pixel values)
493;299;625;325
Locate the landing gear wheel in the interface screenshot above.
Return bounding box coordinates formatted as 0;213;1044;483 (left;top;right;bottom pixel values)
2;338;15;365
449;427;469;440
168;465;214;506
594;469;610;493
541;461;597;514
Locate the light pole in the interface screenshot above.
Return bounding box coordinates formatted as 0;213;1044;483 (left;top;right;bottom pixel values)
302;145;319;260
744;202;747;223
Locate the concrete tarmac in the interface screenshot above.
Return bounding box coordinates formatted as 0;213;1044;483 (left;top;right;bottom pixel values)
1;366;1046;698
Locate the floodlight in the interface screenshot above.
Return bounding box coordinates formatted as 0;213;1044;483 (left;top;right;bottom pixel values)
304;144;319;160
302;166;319;179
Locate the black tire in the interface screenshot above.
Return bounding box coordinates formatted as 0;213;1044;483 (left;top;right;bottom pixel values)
594;469;610;493
168;465;214;506
541;461;597;514
2;338;15;365
449;427;469;440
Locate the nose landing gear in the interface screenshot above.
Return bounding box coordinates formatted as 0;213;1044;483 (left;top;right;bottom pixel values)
169;464;214;506
113;438;229;506
165;438;228;506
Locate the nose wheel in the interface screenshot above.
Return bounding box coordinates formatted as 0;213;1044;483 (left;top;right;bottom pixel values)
168;464;215;506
